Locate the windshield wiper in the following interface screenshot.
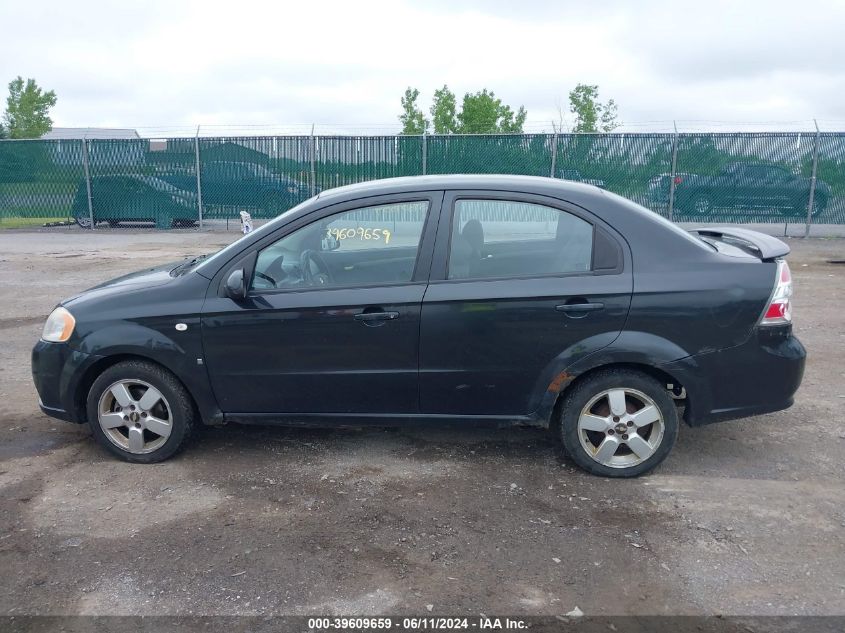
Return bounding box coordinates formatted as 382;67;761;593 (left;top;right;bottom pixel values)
171;253;210;275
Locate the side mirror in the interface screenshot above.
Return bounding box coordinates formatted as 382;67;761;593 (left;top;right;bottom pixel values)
225;268;247;301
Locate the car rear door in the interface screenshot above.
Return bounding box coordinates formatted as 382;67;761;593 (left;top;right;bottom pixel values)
419;191;632;416
201;192;443;416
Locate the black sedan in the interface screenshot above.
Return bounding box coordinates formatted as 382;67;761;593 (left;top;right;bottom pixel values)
32;175;805;477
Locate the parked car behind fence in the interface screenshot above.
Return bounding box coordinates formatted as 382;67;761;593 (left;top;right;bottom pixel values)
160;161;312;218
72;175;199;228
648;162;829;218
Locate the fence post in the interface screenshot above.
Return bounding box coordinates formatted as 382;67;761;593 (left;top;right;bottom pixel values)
81;138;94;230
421;132;427;175
309;124;317;196
805;119;820;238
194;126;204;229
667;122;679;221
549;132;558;178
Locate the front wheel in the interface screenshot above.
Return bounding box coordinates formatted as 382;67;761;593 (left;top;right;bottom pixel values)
790;195;826;219
558;369;679;477
86;360;196;463
75;215;93;229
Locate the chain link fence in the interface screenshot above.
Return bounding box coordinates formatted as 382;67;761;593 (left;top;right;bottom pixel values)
1;131;842;231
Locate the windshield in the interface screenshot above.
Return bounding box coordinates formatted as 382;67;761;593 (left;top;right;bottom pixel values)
193;198;316;274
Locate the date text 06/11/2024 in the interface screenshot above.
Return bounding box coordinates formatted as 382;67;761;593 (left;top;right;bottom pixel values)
306;617;529;630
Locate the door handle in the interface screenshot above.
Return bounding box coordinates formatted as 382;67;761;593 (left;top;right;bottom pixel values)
556;302;604;315
354;310;399;323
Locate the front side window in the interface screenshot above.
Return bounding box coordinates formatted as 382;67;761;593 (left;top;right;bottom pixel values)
448;199;593;280
250;200;428;291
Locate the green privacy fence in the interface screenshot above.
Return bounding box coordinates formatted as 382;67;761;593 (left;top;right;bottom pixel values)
1;132;844;229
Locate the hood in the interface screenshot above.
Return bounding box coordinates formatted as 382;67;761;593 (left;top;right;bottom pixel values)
62;261;181;307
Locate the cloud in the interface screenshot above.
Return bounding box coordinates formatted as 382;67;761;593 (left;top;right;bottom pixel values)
0;0;841;133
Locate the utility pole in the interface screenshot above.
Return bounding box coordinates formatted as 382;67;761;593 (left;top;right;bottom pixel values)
194;125;204;229
667;121;679;221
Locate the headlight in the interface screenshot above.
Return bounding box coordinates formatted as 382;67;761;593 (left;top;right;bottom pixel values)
41;307;76;342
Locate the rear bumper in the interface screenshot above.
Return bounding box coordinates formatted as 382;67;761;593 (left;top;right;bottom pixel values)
32;340;103;424
662;327;806;426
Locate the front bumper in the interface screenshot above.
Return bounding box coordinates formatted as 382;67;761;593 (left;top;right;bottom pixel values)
32;340;103;424
662;327;806;426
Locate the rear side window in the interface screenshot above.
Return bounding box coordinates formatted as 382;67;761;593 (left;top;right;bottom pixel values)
448;199;593;280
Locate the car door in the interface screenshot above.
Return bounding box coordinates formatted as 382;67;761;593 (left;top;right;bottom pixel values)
419;192;632;416
201;192;442;415
765;165;797;208
739;164;772;209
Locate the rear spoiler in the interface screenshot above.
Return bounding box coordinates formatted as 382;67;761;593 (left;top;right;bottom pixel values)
688;227;790;261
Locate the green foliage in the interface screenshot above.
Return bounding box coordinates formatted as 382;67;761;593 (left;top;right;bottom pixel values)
3;77;57;139
399;87;428;135
568;84;618;133
430;85;458;134
421;85;527;134
457;89;527;134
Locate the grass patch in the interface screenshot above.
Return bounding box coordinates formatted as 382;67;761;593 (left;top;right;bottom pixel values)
0;216;72;229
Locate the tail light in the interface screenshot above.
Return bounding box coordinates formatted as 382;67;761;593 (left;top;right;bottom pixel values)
673;176;683;185
759;260;792;326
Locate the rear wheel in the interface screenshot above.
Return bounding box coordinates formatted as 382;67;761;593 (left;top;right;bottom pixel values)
86;360;196;463
688;194;714;216
790;194;826;219
558;369;679;477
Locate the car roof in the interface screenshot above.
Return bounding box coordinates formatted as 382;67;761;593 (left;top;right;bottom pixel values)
315;174;604;202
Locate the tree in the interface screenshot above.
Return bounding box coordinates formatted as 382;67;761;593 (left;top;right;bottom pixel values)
2;76;57;139
430;85;458;134
568;84;618;133
401;85;527;134
399;87;428;135
457;89;527;134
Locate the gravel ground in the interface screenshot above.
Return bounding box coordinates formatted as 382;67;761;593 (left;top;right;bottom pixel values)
0;228;843;617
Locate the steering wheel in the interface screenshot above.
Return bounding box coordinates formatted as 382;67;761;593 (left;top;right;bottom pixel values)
300;249;333;286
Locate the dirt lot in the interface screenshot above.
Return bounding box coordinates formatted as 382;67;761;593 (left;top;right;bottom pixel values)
0;228;843;617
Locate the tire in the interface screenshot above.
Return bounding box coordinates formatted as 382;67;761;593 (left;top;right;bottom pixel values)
791;194;826;219
86;360;196;463
687;194;714;217
558;369;679;478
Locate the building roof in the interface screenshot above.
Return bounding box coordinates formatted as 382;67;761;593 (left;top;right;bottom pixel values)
41;127;140;140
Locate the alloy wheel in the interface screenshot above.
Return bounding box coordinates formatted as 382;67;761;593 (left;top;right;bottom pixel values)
97;379;173;454
577;387;665;469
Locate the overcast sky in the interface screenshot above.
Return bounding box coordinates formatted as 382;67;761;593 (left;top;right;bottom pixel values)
2;0;843;135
